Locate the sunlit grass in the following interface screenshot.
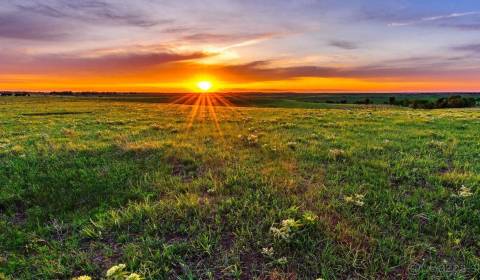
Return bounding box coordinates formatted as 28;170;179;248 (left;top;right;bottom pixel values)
0;97;479;279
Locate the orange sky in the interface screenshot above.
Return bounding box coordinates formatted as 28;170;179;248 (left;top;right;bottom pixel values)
2;1;480;92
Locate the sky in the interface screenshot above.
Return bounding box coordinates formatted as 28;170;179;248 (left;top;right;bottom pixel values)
1;0;480;92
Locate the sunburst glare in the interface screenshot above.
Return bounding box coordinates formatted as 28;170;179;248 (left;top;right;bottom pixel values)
167;77;239;135
197;81;212;92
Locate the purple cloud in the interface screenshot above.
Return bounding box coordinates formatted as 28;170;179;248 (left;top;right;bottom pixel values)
0;48;213;74
452;43;480;53
329;40;359;50
0;13;69;40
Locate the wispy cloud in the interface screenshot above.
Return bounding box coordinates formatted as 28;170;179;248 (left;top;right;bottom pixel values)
389;11;480;27
14;0;165;28
452;43;480;53
181;32;277;44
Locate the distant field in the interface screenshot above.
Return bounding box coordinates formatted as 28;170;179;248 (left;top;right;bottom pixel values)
5;92;480;108
1;96;480;279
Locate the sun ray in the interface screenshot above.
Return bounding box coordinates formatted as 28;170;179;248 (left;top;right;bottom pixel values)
165;78;245;137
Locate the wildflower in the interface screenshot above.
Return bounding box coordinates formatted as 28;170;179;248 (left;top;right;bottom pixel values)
276;257;288;265
281;218;302;229
302;212;318;225
458;185;473;197
106;264;126;277
126;273;142;280
344;194;365;207
72;276;91;280
207;188;216;194
270;226;290;240
261;247;274;257
270;218;302;240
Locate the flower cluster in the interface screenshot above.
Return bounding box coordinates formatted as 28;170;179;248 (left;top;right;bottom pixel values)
270;212;318;241
270;218;302;240
106;264;127;278
302;211;318;224
457;186;473;198
72;264;142;280
261;247;274;257
344;194;365;207
73;276;91;280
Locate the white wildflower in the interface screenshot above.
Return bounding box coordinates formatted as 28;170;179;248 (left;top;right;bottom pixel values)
261;247;274;257
270;226;290;240
106;264;126;277
344;194;365;207
302;212;318;224
126;273;142;280
458;185;473;197
270;218;302;240
276;257;288;265
72;276;91;280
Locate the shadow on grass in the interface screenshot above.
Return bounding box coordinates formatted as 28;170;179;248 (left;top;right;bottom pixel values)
0;145;168;223
21;111;93;116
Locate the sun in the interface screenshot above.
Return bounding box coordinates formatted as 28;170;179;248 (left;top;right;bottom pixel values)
197;81;213;92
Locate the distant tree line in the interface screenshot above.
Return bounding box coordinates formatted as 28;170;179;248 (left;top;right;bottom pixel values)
388;95;478;109
0;92;30;96
321;95;478;109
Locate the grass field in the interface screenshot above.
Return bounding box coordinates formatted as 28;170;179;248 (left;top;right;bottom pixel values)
1;96;480;279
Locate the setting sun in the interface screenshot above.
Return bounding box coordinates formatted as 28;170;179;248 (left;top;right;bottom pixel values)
197;81;213;92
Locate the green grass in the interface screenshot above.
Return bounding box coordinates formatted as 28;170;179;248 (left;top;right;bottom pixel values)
1;96;479;279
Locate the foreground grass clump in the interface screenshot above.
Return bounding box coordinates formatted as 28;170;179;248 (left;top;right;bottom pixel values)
0;97;479;279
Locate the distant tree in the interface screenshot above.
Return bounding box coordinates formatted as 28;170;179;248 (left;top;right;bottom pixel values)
389;96;396;105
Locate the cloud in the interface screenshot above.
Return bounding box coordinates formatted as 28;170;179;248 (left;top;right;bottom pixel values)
209;56;478;82
452;43;480;53
0;13;69;40
329;40;358;50
389;11;480;27
182;33;276;43
0;0;169;41
0;47;213;75
14;0;164;28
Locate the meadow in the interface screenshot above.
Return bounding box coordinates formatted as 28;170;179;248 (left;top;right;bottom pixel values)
1;96;479;279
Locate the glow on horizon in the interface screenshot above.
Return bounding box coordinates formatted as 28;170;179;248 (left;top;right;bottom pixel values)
197;81;213;92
